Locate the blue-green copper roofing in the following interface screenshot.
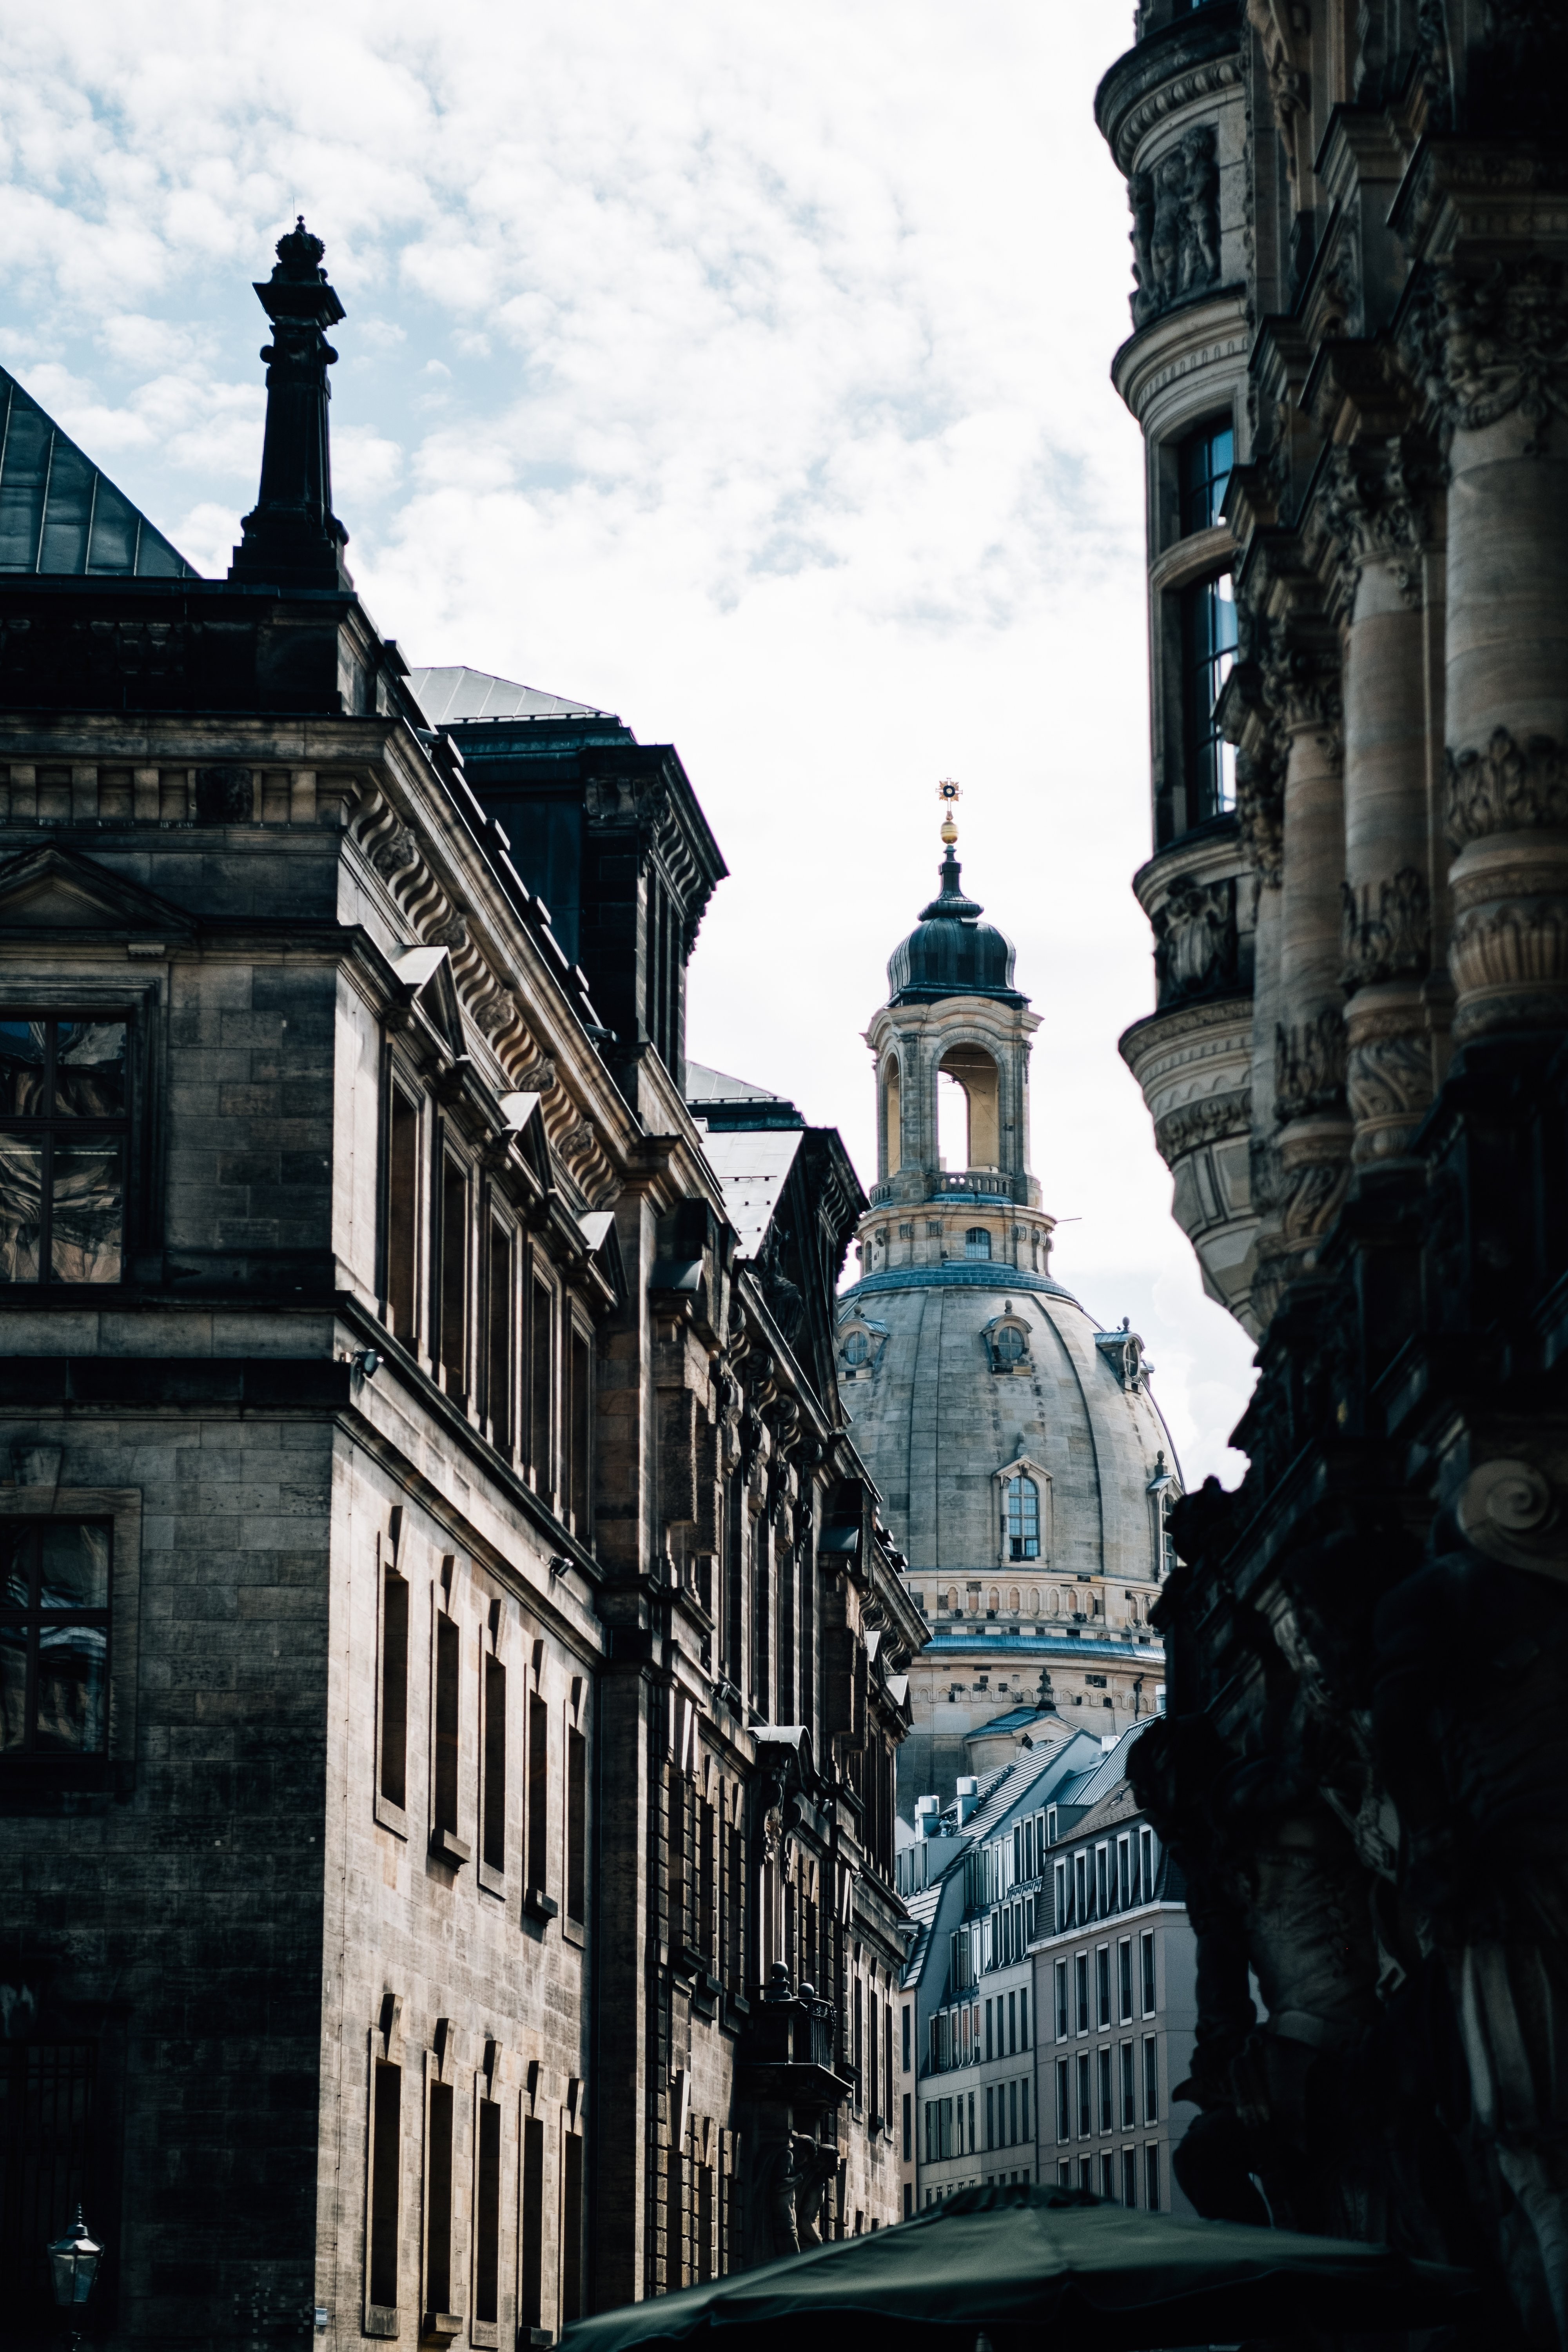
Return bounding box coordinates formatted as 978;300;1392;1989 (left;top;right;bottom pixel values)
0;367;194;578
886;846;1025;1007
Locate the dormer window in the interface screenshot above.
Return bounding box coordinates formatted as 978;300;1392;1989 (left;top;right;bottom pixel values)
984;1307;1031;1373
843;1332;869;1366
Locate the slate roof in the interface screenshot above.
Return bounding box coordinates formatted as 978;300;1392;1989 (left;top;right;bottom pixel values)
408;665;617;726
0;365;194;577
901;1853;967;1990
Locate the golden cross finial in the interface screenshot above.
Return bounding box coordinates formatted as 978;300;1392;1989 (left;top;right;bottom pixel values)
936;778;961;847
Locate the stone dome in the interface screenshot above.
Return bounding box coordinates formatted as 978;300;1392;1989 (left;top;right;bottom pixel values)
886;847;1024;1006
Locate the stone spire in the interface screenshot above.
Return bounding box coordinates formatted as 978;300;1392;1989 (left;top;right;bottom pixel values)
229;218;353;591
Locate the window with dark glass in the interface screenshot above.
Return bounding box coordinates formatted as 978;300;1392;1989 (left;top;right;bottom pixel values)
520;2114;544;2329
486;1222;513;1454
425;2078;455;2318
368;2059;401;2312
529;1280;554;1495
527;1691;548;1895
1178;417;1233;537
379;1566;409;1810
0;1521;111;1761
386;1087;420;1342
439;1156;469;1397
964;1227;991;1260
474;2096;501;2327
568;1327;591;1535
481;1653;506;1874
0;1017;127;1283
566;1722;588;1924
1006;1475;1040;1562
993;1323;1025;1367
842;1329;869;1366
1182;572;1238;818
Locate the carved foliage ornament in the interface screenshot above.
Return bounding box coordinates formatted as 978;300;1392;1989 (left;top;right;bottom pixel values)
1341;866;1432;989
1236;745;1285;884
1276;1007;1348;1123
1319;437;1433;608
1425;258;1568;455
1154;1089;1252;1166
1129;125;1221;329
1446;727;1568;848
1346;1031;1432;1134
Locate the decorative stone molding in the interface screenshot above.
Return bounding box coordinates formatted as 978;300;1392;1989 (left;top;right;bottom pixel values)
1154;1087;1251;1164
1152;873;1239;1006
1455;1457;1568;1583
1345;995;1432;1160
1276;1145;1352;1245
1446;727;1568;847
1319;437;1434;609
1426;257;1568;455
1117;56;1242;166
1340;866;1432;988
1276;1007;1348;1122
1130;126;1221;327
1236;745;1285;883
1449;879;1568;1040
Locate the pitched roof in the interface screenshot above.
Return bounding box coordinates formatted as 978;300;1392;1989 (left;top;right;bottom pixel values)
693;1125;804;1257
0;365;194;577
407;664;616;726
901;1853;967;1989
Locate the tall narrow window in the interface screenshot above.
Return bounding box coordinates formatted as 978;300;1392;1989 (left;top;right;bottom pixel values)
697;2147;714;2281
1074;1953;1089;2036
566;1722;587;1925
1096;1946;1111;2030
1181;571;1237;818
529;1281;554;1496
1006;1477;1040;1562
1121;2040;1136;2128
1144;2035;1159;2123
1178;416;1234;536
0;1521;111;1764
433;1613;461;1847
562;2131;584;2323
568;1328;591;1535
1098;2046;1112;2134
0;1015;127;1284
1141;1929;1157;2016
520;2114;544;2328
380;1566;409;1810
527;1692;549;1896
1055;1960;1068;2042
475;2096;501;2326
1145;2141;1161;2211
1119;1939;1133;2025
387;1087;419;1341
482;1653;506;1875
902;2004;911;2073
1118;1835;1132;1909
698;1791;716;1964
486;1223;513;1454
964;1227;991;1260
368;2060;402;2312
1122;2147;1138;2209
440;1157;469;1397
1056;2058;1069;2142
1076;2053;1090;2138
1140;1826;1156;1903
426;2079;454;2318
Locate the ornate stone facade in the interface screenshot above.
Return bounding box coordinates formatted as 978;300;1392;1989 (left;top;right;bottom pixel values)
1098;2;1568;2338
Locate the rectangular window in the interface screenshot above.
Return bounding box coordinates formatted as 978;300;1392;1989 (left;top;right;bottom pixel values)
0;1521;111;1764
940;2098;953;2160
1096;1947;1111;2031
886;2002;895;2125
475;2096;501;2325
1075;1953;1089;2035
529;1281;554;1495
566;1723;587;1924
985;2085;994;2150
426;2079;455;2318
1178;415;1234;536
1100;2152;1115;2199
1098;2047;1112;2134
902;2091;911;2162
1054;1858;1067;1931
1117;1835;1131;1910
1076;2053;1090;2139
1074;1852;1087;1921
1144;2036;1158;2123
1122;2147;1137;2208
562;2131;584;2323
568;1327;592;1535
0;1014;127;1284
902;2003;911;2073
439;1155;469;1397
1007;1991;1016;2056
528;1692;548;1895
1182;571;1238;819
1140;1826;1156;1903
1020;1988;1029;2051
985;1999;993;2063
1020;2077;1030;2140
1055;1960;1068;2042
387;1086;420;1342
369;2060;401;2311
1056;2058;1069;2142
1141;1929;1156;2017
1008;2080;1018;2144
1096;1846;1109;1916
486;1222;514;1453
380;1566;409;1810
433;1613;460;1843
1023;1818;1033;1878
1121;2041;1135;2129
1145;2141;1160;2212
697;2150;715;2282
481;1653;506;1874
520;2114;544;2328
1119;1939;1133;2025
854;1978;864;2107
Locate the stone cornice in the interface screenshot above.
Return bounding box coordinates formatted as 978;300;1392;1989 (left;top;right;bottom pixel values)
1094;4;1243;173
1112;289;1251;423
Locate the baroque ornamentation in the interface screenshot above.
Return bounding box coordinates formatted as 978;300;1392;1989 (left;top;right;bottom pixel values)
1318;437;1434;608
370;819;419;880
1153;875;1238;1007
1236;747;1285;883
1426;258;1568;454
1277;1149;1352;1245
1446;727;1568;847
1346;1031;1432;1133
1341;866;1432;989
1276;1007;1348;1123
1154;1089;1252;1166
1449;895;1568;1032
1130;126;1220;328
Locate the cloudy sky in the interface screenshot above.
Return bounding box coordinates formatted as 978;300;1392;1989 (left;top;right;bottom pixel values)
0;0;1257;1482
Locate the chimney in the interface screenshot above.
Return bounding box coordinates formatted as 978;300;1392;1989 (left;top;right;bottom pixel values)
915;1795;940;1840
955;1776;981;1826
230;218;353;591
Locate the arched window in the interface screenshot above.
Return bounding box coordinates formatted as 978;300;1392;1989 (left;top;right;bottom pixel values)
965;1227;991;1260
1007;1475;1040;1561
1029;1587;1040;1615
988;1586;1000;1613
946;1586;959;1613
992;1323;1025;1367
842;1330;869;1365
1007;1586;1020;1613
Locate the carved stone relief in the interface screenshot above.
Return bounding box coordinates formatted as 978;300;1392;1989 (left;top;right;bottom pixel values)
1153;874;1238;1006
1276;1007;1348;1123
1130;126;1221;327
1340;867;1432;989
1425;257;1568;454
1447;727;1568;846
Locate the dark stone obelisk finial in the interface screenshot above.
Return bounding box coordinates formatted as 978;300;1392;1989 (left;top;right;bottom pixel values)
229;218;353;590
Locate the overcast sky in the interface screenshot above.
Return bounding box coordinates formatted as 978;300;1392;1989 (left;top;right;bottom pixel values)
0;0;1257;1483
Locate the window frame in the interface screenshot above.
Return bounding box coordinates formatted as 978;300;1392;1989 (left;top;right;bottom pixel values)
0;1002;151;1289
0;1488;141;1799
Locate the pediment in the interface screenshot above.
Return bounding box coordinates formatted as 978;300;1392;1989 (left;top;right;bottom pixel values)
389;942;466;1059
996;1453;1050;1486
0;844;196;936
497;1089;553;1191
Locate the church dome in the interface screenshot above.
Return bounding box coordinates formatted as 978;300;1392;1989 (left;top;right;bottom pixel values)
886;848;1024;1006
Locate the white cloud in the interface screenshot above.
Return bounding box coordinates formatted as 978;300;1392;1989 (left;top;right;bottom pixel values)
0;0;1257;1478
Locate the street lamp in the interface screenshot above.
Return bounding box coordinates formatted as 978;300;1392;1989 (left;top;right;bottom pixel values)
47;2209;103;2343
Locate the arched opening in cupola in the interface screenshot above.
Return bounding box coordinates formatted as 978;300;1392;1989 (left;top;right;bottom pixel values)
936;1042;1000;1171
881;1056;902;1178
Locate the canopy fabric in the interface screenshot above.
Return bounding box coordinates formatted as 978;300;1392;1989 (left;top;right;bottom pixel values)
563;2184;1486;2352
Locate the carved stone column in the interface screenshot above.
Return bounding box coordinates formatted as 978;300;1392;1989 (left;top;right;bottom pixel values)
1327;438;1439;1161
1436;260;1568;1040
1267;646;1351;1290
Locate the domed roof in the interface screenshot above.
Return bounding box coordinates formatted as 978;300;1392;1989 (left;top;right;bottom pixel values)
886;848;1025;1007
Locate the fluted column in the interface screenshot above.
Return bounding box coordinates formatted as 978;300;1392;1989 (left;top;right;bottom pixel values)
1436;262;1568;1039
1327;437;1442;1160
1268;645;1352;1289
